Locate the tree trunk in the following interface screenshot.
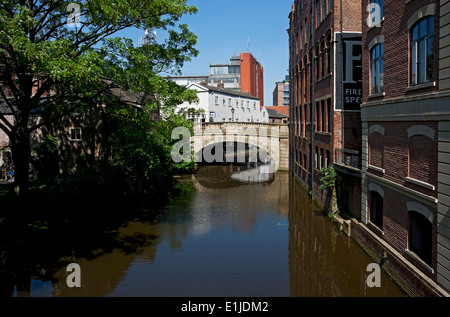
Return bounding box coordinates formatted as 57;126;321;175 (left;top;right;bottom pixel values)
10;129;31;202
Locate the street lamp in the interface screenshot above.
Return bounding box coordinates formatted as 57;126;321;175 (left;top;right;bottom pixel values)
231;108;235;121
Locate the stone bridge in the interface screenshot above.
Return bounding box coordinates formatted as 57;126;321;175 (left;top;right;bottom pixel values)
191;122;289;172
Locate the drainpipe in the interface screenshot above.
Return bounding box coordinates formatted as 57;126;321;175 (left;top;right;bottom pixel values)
340;0;345;164
311;0;315;194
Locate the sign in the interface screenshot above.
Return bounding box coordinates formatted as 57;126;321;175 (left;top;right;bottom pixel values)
336;33;362;111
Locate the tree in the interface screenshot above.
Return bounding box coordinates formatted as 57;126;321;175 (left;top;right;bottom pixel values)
0;0;199;199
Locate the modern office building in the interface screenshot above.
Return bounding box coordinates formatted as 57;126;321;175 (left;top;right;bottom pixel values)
359;0;450;296
273;76;290;107
208;52;265;106
169;52;264;106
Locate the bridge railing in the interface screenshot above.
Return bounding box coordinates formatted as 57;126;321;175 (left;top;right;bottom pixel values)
334;149;361;170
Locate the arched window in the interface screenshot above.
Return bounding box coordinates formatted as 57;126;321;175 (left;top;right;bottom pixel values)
411;16;434;85
370;190;383;230
370;43;384;93
410;211;432;266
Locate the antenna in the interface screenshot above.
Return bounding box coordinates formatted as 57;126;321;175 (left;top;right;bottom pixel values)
247;36;250;52
139;27;157;46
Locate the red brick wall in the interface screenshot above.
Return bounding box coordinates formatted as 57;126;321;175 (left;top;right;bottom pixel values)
362;0;440;102
352;218;440;296
334;0;363;32
368;121;438;197
289;0;362;210
240;53;264;106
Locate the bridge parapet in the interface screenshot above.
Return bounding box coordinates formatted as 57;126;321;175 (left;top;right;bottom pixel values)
194;123;289;138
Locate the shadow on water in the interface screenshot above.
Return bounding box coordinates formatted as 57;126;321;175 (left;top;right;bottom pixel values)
0;164;407;297
0;179;195;297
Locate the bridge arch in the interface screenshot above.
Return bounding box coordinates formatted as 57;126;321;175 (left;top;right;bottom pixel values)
191;122;287;172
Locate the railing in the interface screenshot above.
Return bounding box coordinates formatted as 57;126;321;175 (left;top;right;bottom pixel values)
334;149;361;170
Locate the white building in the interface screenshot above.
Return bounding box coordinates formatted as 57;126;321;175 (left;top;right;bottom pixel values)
177;82;268;124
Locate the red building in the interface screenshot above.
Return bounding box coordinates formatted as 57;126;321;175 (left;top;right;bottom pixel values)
240;52;264;106
359;0;450;296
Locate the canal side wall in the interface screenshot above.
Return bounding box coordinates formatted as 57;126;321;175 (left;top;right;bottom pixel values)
348;218;450;297
329;212;450;297
292;170;450;296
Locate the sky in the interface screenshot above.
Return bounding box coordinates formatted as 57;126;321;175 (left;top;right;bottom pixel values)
145;0;293;106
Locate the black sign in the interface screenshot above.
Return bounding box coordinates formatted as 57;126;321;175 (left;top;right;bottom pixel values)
341;34;362;111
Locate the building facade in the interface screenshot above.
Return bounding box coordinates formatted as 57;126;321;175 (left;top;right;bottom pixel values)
240;52;264;106
177;82;268;124
288;0;363;214
359;0;450;296
207;53;265;106
273;76;290;107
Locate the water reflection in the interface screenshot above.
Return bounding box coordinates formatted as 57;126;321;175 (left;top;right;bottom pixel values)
0;164;406;297
288;178;405;296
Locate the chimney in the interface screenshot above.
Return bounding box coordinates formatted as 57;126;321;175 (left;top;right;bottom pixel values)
217;80;224;89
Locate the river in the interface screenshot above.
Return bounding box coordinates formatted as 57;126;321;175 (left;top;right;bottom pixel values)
2;164;406;297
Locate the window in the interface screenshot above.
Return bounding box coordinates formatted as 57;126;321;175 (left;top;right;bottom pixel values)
328;0;331;14
371;43;384;93
223;98;226;106
316;0;321;27
370;0;383;20
370;191;383;230
410;211;432;265
228;98;232;107
327;98;331;132
322;0;326;21
70;127;82;141
215;96;219;105
411;16;434;85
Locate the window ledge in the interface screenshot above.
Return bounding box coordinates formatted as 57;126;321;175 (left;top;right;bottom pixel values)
316;73;332;84
315;131;332;136
406;81;436;92
405;177;435;191
404;249;434;274
368;165;385;174
368;91;385;99
368;221;384;236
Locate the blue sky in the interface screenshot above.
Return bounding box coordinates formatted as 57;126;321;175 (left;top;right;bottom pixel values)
176;0;293;106
118;1;293;106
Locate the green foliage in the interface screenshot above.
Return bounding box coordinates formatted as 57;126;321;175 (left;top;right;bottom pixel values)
319;166;336;190
31;134;60;180
0;0;199;196
107;105;196;200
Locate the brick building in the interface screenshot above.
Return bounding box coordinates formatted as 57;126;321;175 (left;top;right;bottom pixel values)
240;52;264;106
359;0;450;296
272;76;290;107
207;52;265;106
288;0;363;215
